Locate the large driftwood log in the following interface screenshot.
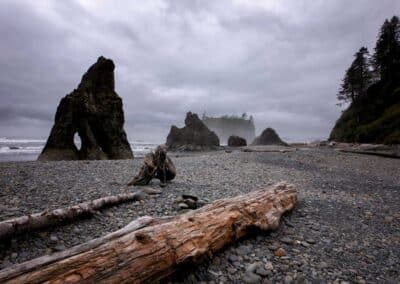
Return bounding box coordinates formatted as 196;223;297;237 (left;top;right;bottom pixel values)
0;192;143;240
0;182;297;284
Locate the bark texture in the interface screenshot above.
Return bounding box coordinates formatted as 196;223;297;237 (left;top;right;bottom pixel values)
0;192;143;240
128;145;176;187
0;182;297;284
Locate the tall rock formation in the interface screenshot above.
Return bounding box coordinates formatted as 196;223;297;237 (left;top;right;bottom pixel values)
252;128;288;146
166;112;220;150
38;56;133;161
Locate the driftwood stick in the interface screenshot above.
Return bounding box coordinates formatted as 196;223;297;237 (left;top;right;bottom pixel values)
0;182;297;284
0;192;143;240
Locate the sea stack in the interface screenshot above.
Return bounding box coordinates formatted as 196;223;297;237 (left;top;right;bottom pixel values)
166;112;220;150
228;135;247;147
38;56;133;161
252;127;288;146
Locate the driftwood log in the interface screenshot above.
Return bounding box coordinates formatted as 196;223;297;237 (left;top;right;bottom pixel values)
0;192;143;240
339;149;400;159
0;182;297;283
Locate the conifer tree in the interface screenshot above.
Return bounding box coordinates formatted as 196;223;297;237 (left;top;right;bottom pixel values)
337;47;372;104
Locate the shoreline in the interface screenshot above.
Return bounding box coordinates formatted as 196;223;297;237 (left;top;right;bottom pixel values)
0;148;399;282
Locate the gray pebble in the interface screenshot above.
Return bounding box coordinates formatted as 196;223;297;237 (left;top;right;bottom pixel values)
243;271;262;284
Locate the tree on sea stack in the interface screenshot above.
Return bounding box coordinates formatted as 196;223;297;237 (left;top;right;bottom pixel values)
337;47;373;104
373;16;400;80
38;56;133;161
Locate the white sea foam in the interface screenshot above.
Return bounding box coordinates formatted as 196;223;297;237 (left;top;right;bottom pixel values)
0;137;159;161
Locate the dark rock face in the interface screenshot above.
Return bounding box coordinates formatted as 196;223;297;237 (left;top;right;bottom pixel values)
252;128;288;146
166;112;220;150
38;56;133;161
228;135;247;147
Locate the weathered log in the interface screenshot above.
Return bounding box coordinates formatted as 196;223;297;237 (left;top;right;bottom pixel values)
0;182;297;283
0;192;143;240
339;149;400;159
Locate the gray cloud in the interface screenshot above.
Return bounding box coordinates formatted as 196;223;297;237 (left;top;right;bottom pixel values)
0;0;399;142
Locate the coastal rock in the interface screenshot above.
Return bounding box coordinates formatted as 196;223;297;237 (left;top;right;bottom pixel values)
38;56;133;161
166;112;220;150
228;135;247;147
252;128;288;146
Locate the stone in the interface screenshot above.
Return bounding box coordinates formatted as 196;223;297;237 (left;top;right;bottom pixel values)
280;237;294;245
142;187;162;195
252;128;288;146
319;261;329;269
255;267;269;277
228;254;238;263
53;244;66;251
284;275;293;284
183;198;197;209
243;272;262;284
246;262;261;273
166;112;220;150
301;241;311;248
133;191;146;201
264;261;274;270
236;245;252;255
228;135;247;147
384;216;394;224
11;252;18;259
305;238;316;244
0;260;12;269
274;247;286;257
182;194;198;201
49;235;59;243
38;56;133;161
178;203;189;209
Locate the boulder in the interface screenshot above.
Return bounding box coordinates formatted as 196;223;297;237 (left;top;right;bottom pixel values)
228;135;247;147
166;112;220;150
38;56;133;161
252;128;288;146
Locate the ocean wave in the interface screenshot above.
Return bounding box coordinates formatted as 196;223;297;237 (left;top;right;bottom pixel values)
0;146;43;154
0;138;46;143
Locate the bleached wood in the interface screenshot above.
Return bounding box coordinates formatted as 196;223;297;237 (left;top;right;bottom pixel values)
0;192;143;240
0;182;297;284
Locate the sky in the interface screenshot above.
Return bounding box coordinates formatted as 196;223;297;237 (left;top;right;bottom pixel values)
0;0;399;143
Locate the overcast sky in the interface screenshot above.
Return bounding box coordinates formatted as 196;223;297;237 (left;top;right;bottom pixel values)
0;0;399;142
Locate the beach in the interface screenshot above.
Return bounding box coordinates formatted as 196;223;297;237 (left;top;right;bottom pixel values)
0;148;399;283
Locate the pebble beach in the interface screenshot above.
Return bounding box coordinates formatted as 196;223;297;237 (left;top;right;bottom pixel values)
0;148;399;283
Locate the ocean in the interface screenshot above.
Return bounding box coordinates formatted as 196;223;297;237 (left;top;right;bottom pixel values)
0;137;159;162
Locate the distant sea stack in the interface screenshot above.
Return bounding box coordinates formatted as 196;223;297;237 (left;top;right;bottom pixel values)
228;135;247;147
166;112;220;150
202;114;255;145
38;56;133;161
252;128;288;146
